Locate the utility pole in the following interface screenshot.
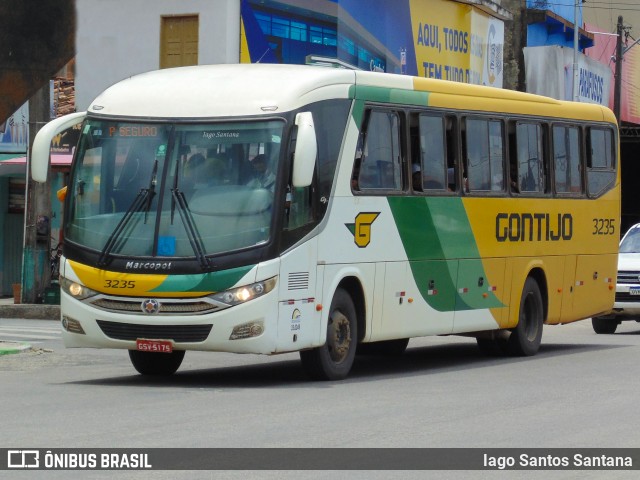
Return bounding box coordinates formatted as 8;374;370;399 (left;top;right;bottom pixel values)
613;15;624;122
572;1;580;101
22;83;52;303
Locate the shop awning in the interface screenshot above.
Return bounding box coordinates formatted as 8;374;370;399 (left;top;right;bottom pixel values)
0;153;73;176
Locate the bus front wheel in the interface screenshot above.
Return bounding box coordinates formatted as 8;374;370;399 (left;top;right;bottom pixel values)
508;277;544;356
128;349;185;375
300;288;357;380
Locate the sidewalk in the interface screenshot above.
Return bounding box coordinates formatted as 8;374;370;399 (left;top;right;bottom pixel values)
0;296;59;355
0;296;60;320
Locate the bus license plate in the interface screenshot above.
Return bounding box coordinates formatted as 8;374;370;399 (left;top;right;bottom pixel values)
136;339;173;353
629;287;640;296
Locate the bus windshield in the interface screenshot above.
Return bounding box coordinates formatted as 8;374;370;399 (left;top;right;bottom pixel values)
66;119;284;264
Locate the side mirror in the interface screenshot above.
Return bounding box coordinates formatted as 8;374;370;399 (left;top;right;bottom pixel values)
31;111;86;182
292;112;317;187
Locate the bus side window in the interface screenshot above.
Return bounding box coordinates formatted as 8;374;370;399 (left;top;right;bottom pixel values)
586;127;616;197
514;122;545;194
464;118;504;192
357;109;402;191
409;118;422;192
445;116;457;192
418;113;447;191
286;185;313;229
351;156;361;191
553;125;582;194
508;122;519;193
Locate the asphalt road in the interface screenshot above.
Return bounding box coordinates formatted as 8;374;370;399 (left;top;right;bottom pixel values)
1;317;640;480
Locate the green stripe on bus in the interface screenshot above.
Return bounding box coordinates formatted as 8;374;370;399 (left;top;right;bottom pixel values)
150;265;254;293
387;197;503;311
350;85;430;106
351;99;366;128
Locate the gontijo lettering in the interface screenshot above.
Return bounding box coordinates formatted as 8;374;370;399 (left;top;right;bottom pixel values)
496;213;573;242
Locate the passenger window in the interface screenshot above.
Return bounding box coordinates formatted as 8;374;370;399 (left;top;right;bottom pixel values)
357;110;402;191
553;125;582;194
416;114;447;191
515;123;544;193
587;128;615;198
465;118;504;192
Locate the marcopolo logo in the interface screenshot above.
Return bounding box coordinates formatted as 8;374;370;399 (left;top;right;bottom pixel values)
345;212;380;248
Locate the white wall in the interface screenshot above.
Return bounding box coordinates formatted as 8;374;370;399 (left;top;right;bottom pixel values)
76;0;241;110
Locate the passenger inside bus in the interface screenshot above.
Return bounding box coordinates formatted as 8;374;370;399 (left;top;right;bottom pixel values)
447;167;456;191
378;160;396;188
412;163;423;191
112;144;157;211
246;154;276;190
184;153;227;192
351;157;361;190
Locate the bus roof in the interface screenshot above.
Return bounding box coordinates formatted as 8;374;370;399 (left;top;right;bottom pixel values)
88;64;356;119
87;63;616;124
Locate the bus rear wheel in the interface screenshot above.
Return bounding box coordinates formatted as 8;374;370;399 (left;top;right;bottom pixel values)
507;277;544;356
128;350;185;375
300;288;357;380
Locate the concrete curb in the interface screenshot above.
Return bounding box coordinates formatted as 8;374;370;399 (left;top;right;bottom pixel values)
0;341;32;355
0;304;60;320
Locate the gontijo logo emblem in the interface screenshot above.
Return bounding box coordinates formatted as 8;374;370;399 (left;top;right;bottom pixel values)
345;212;380;247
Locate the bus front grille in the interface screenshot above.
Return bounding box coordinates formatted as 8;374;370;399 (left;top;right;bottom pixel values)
96;320;212;343
89;297;221;315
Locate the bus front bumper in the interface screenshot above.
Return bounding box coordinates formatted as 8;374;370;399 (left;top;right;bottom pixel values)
59;291;280;355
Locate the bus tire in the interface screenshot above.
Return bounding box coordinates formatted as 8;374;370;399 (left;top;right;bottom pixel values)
592;317;618;334
357;338;409;356
128;349;185;376
507;277;544;356
300;288;357;380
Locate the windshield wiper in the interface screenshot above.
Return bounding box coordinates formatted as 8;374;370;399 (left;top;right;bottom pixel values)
170;188;210;270
143;160;158;223
170;154;180;225
169;154;209;269
97;160;158;267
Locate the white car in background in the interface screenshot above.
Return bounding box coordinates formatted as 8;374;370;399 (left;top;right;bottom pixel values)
592;223;640;334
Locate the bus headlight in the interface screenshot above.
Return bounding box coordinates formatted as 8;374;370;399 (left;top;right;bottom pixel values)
210;276;277;307
60;277;99;300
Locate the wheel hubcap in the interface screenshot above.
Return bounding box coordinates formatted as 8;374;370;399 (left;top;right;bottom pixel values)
327;310;351;364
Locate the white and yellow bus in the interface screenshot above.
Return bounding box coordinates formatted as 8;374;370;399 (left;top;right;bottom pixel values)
32;64;619;380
